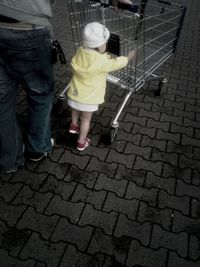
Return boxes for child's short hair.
[83,22,110,48]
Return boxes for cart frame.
[58,0,186,142]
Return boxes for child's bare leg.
[71,108,80,125]
[78,111,93,143]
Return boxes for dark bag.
[51,40,66,64]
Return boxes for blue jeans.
[0,26,54,171]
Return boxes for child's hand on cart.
[127,50,135,61]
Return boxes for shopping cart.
[57,0,186,142]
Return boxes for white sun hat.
[83,22,110,48]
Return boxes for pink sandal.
[69,123,80,134]
[77,138,90,151]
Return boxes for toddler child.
[67,22,135,151]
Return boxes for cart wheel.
[53,98,65,115]
[109,127,118,144]
[154,78,167,97]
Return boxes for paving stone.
[50,147,65,162]
[17,207,59,239]
[106,148,136,169]
[114,214,152,246]
[168,251,200,267]
[72,183,107,210]
[145,172,175,194]
[124,113,147,127]
[0,198,26,227]
[101,108,122,121]
[87,157,117,178]
[188,235,200,261]
[0,173,13,182]
[158,190,190,215]
[124,142,151,160]
[162,163,192,184]
[45,195,84,223]
[59,150,91,169]
[172,210,200,238]
[60,244,105,267]
[138,201,172,231]
[134,156,163,176]
[193,147,200,161]
[151,104,173,116]
[94,174,127,198]
[156,129,181,144]
[176,180,200,201]
[151,224,188,257]
[103,255,129,267]
[191,198,200,218]
[107,139,126,154]
[10,169,48,190]
[51,217,93,251]
[126,181,158,206]
[146,118,170,132]
[179,154,200,169]
[79,204,118,235]
[195,129,200,139]
[160,113,183,126]
[117,129,142,145]
[126,239,167,267]
[35,262,46,267]
[36,158,70,180]
[151,148,179,167]
[92,113,111,127]
[0,248,35,267]
[138,108,161,120]
[174,109,195,120]
[88,228,131,264]
[143,95,164,105]
[132,123,157,138]
[176,95,195,106]
[115,164,146,185]
[166,141,193,158]
[13,185,52,213]
[64,165,98,189]
[182,134,200,147]
[39,175,76,201]
[0,181,22,202]
[20,232,66,266]
[141,135,167,152]
[0,220,30,257]
[164,98,185,111]
[170,123,193,137]
[163,92,175,102]
[103,192,139,220]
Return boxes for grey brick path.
[0,0,200,266]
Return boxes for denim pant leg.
[24,29,54,153]
[0,63,24,170]
[0,27,54,170]
[1,27,54,154]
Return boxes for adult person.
[0,0,55,173]
[112,0,139,13]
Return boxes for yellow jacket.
[67,47,128,105]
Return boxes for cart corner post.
[173,4,187,53]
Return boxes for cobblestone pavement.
[0,0,200,266]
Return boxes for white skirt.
[68,98,99,112]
